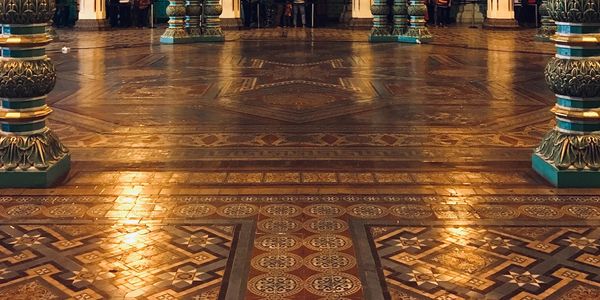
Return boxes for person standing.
[109,0,120,27]
[119,0,132,27]
[292,0,305,27]
[134,0,151,27]
[435,0,451,26]
[283,1,292,27]
[274,0,286,27]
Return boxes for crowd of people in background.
[52,0,152,28]
[424,0,452,26]
[242,0,309,28]
[109,0,152,28]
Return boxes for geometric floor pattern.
[2,25,600,299]
[355,221,600,299]
[0,221,254,299]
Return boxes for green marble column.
[399,0,431,43]
[160,0,190,43]
[198,0,225,42]
[185,0,202,40]
[535,0,556,42]
[368,0,395,42]
[532,0,600,187]
[392,0,408,37]
[0,0,71,187]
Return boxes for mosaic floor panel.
[2,25,600,299]
[352,219,600,300]
[0,220,254,299]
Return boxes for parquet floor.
[1,26,597,299]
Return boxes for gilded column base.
[368,28,397,42]
[532,154,600,187]
[0,130,71,187]
[482,18,519,29]
[535,25,556,42]
[399,28,432,43]
[160,28,191,44]
[46,22,59,41]
[198,27,225,42]
[196,35,225,42]
[532,129,600,187]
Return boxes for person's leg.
[299,4,305,26]
[144,7,150,27]
[292,4,298,27]
[125,4,132,27]
[275,3,283,27]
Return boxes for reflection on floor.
[1,27,598,299]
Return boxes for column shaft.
[199,0,225,41]
[161,0,190,43]
[368,0,394,42]
[0,0,71,187]
[532,0,600,187]
[399,0,431,43]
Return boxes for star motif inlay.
[564,236,598,250]
[504,271,544,287]
[407,270,442,286]
[392,237,427,250]
[483,236,514,250]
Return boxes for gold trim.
[0,106,52,121]
[0,35,51,47]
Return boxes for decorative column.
[46,20,59,41]
[220,0,242,29]
[161,0,190,43]
[483,0,518,28]
[399,0,431,43]
[185,0,202,41]
[76,0,110,30]
[532,1,600,187]
[0,0,71,187]
[198,0,225,42]
[368,0,394,42]
[391,0,408,37]
[350,0,374,29]
[535,0,556,41]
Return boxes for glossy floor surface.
[1,27,599,299]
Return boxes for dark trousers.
[242,1,252,27]
[109,3,119,27]
[283,15,291,27]
[436,6,450,25]
[134,7,149,27]
[274,3,284,27]
[119,3,132,27]
[53,5,70,27]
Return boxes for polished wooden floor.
[0,27,598,299]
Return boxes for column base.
[349,18,373,30]
[160,36,193,44]
[0,154,71,188]
[398,35,432,44]
[75,19,111,31]
[368,35,397,42]
[534,34,552,42]
[532,153,600,188]
[196,35,225,42]
[483,18,519,29]
[221,18,242,29]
